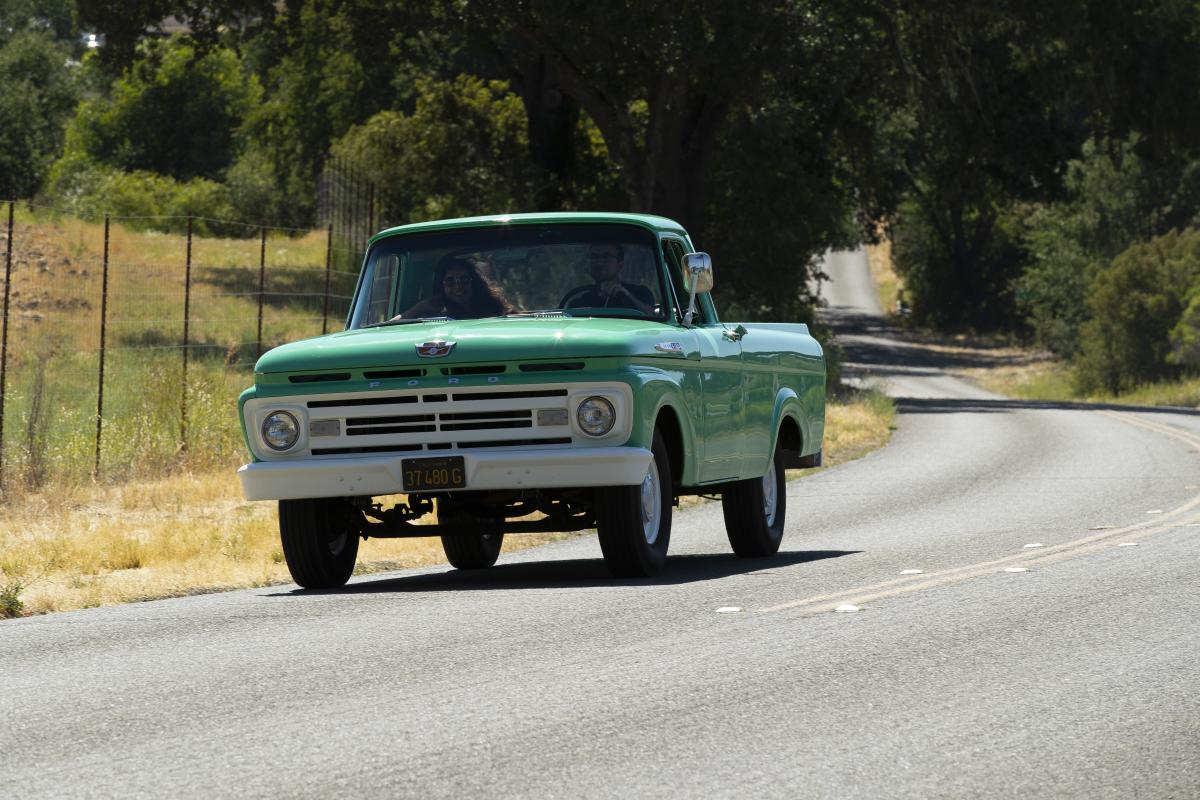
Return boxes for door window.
[661,238,710,324]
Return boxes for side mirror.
[683,252,714,293]
[682,252,713,326]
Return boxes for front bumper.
[238,446,653,501]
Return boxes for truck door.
[662,238,746,483]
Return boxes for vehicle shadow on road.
[265,549,859,596]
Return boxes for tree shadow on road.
[263,549,860,596]
[895,396,1200,417]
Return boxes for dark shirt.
[567,282,655,311]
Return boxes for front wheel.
[596,430,672,577]
[722,443,787,557]
[279,497,360,588]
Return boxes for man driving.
[564,243,656,315]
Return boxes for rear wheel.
[438,499,505,569]
[596,430,672,577]
[722,443,787,557]
[278,497,360,588]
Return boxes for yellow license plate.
[401,456,466,491]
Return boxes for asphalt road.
[4,250,1200,798]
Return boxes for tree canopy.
[9,0,1200,382]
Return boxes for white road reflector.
[1148,509,1165,514]
[715,606,743,613]
[834,604,862,613]
[1004,567,1029,573]
[1117,542,1139,547]
[900,569,923,575]
[1023,543,1044,549]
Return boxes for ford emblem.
[416,340,456,358]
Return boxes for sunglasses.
[443,276,472,287]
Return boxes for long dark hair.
[432,255,511,317]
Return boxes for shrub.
[46,165,237,235]
[1074,229,1200,393]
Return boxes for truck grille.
[303,386,577,456]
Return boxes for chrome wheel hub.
[640,459,662,545]
[762,461,778,527]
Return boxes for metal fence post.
[0,201,14,492]
[322,223,333,335]
[94,214,111,481]
[180,214,193,452]
[256,226,266,358]
[368,183,376,243]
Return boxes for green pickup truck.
[238,212,825,586]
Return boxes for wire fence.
[0,201,362,495]
[318,156,393,274]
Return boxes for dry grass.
[820,389,896,466]
[865,236,902,315]
[0,472,574,616]
[957,354,1073,401]
[963,353,1200,409]
[0,393,894,618]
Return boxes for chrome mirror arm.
[680,252,713,327]
[684,284,699,326]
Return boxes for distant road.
[3,250,1199,798]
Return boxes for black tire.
[596,430,672,577]
[438,499,504,569]
[278,497,360,589]
[722,443,787,557]
[441,534,504,569]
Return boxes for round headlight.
[576,396,616,437]
[262,411,300,451]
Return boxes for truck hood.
[255,316,683,374]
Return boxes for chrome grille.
[304,386,573,455]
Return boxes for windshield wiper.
[361,316,455,329]
[562,308,658,321]
[504,309,571,318]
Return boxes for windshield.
[347,223,672,329]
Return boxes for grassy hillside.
[2,208,355,489]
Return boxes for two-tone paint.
[237,213,825,501]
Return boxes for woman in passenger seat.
[400,255,511,320]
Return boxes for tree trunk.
[509,54,579,211]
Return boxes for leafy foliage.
[883,1,1087,329]
[0,32,79,198]
[54,39,260,182]
[1015,137,1200,356]
[0,0,76,48]
[333,76,536,224]
[1075,229,1200,393]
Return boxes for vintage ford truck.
[238,212,825,586]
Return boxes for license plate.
[401,456,466,491]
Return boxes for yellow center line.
[758,410,1200,615]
